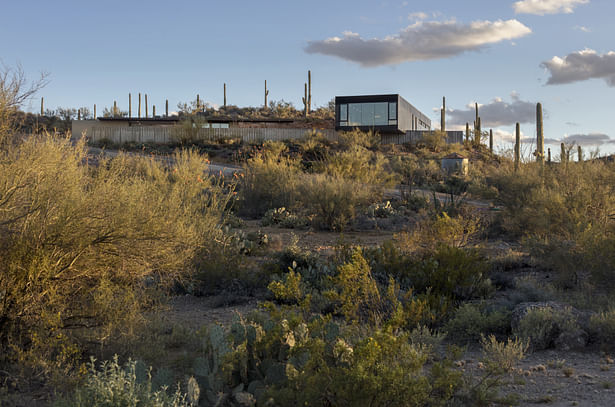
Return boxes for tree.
[0,63,48,144]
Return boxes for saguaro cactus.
[224,83,227,108]
[474,117,481,147]
[196,94,200,111]
[145,94,148,118]
[536,103,544,163]
[113,100,118,117]
[129,93,132,118]
[548,147,551,163]
[138,93,142,119]
[303,83,308,117]
[264,81,269,108]
[465,122,470,144]
[561,142,566,163]
[578,145,583,162]
[165,99,169,117]
[153,105,156,117]
[441,96,446,132]
[514,123,521,171]
[78,109,81,120]
[307,70,312,114]
[489,129,493,153]
[94,104,96,119]
[40,97,44,116]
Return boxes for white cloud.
[562,133,611,146]
[513,0,589,15]
[542,49,615,86]
[408,11,428,21]
[305,19,531,67]
[446,93,537,127]
[574,25,590,32]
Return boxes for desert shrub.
[445,304,511,343]
[300,173,378,231]
[0,136,232,376]
[480,334,528,374]
[338,128,380,149]
[313,144,396,187]
[588,310,615,347]
[418,130,447,152]
[326,250,383,324]
[411,246,492,301]
[396,211,484,253]
[54,356,192,407]
[261,207,307,228]
[237,153,301,217]
[366,201,396,218]
[513,307,579,351]
[407,325,446,358]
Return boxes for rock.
[234,391,256,406]
[554,328,589,351]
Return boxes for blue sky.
[3,0,615,154]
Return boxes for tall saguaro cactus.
[465,122,470,144]
[94,104,96,119]
[307,70,312,114]
[514,123,521,171]
[578,145,583,162]
[536,103,544,163]
[264,81,269,108]
[40,97,44,116]
[548,148,551,163]
[441,96,446,132]
[561,142,566,164]
[224,83,227,108]
[138,93,142,119]
[145,94,149,118]
[129,93,132,118]
[196,94,200,111]
[303,83,308,117]
[165,99,169,117]
[113,100,118,117]
[489,129,493,153]
[78,109,81,120]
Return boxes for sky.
[3,0,615,155]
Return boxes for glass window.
[220,123,229,129]
[388,102,397,120]
[339,104,348,121]
[348,103,362,126]
[373,102,387,125]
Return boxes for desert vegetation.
[2,67,615,406]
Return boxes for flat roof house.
[335,94,431,134]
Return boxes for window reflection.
[345,102,394,126]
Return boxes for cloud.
[408,11,428,21]
[446,93,537,127]
[494,128,534,144]
[562,133,611,146]
[513,0,589,15]
[541,49,615,86]
[574,25,591,32]
[305,19,531,67]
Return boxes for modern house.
[335,94,431,134]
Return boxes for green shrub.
[513,307,579,351]
[238,153,301,218]
[55,356,192,407]
[0,136,233,375]
[300,174,378,231]
[445,304,511,343]
[589,310,615,347]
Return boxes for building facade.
[335,94,431,134]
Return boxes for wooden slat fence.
[88,127,340,144]
[381,130,464,145]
